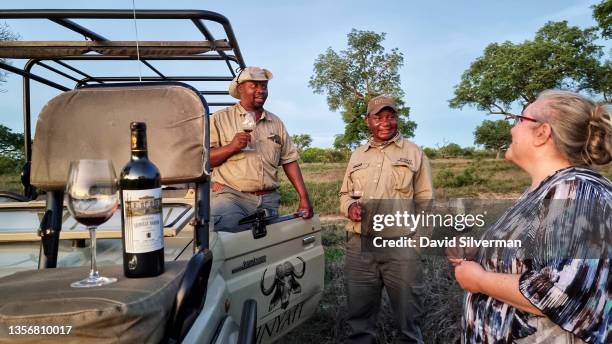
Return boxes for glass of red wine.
[241,111,256,151]
[350,179,363,202]
[66,160,119,288]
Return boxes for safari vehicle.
[0,9,324,344]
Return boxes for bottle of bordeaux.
[119,122,164,277]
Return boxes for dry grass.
[0,174,22,193]
[2,159,610,343]
[277,159,612,343]
[280,221,464,344]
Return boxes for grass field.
[279,159,612,215]
[276,159,612,343]
[2,159,611,343]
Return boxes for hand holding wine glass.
[241,111,256,151]
[66,159,119,288]
[348,179,363,222]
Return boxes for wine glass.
[350,179,363,202]
[348,179,363,241]
[241,111,256,151]
[66,160,119,288]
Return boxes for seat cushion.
[0,261,188,343]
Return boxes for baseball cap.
[367,95,397,116]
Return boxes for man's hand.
[210,132,252,167]
[348,202,362,222]
[453,261,486,293]
[294,198,314,219]
[446,245,479,266]
[229,132,252,151]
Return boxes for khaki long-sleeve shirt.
[210,103,299,192]
[339,135,434,233]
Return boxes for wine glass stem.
[88,226,99,280]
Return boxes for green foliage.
[593,0,612,38]
[474,120,512,159]
[291,133,312,153]
[450,21,609,113]
[310,29,416,149]
[434,166,486,188]
[0,125,24,160]
[438,143,464,158]
[0,156,23,175]
[301,147,350,163]
[423,147,438,159]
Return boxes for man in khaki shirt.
[339,95,433,343]
[210,66,313,232]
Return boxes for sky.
[0,0,608,149]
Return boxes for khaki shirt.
[339,135,434,233]
[210,103,299,192]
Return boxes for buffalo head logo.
[260,256,306,311]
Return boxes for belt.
[213,182,274,196]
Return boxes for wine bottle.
[119,122,164,277]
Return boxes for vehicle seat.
[0,83,212,343]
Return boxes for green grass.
[0,174,22,193]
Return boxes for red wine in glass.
[66,160,119,288]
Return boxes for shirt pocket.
[258,138,281,166]
[348,162,369,188]
[391,161,416,193]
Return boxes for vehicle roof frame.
[0,9,246,164]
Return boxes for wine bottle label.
[122,188,163,254]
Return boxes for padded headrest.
[31,83,208,190]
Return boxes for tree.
[291,134,312,153]
[449,21,609,115]
[473,120,512,159]
[310,29,416,149]
[0,125,24,160]
[593,0,612,38]
[0,23,19,88]
[438,143,464,158]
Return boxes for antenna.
[131,0,142,82]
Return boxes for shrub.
[301,147,350,163]
[435,166,486,188]
[423,147,438,159]
[0,156,23,175]
[438,143,464,158]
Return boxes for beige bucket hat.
[228,66,273,99]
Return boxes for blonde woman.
[451,90,611,343]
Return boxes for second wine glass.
[241,111,256,151]
[66,159,119,288]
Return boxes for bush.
[472,149,496,159]
[301,147,350,163]
[423,147,438,159]
[438,143,464,158]
[435,166,486,188]
[427,144,496,160]
[0,156,23,175]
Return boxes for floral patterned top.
[462,167,611,344]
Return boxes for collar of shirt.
[364,132,403,151]
[237,103,269,121]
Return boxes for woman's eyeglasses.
[504,114,540,126]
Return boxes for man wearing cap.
[339,95,433,343]
[210,66,313,231]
